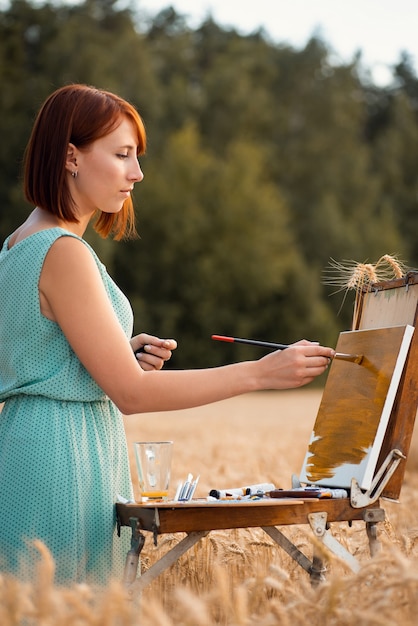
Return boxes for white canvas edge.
[359,323,414,489]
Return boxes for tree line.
[1,0,417,367]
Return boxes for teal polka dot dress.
[0,228,133,584]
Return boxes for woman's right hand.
[255,340,335,390]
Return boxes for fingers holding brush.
[289,341,335,380]
[259,341,335,389]
[292,340,335,369]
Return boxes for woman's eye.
[117,153,129,159]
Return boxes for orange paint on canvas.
[304,326,410,483]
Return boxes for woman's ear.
[65,143,78,173]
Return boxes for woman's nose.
[131,160,144,183]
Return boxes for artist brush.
[333,352,363,364]
[211,335,363,364]
[212,335,288,350]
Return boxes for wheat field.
[1,389,418,625]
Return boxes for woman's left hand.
[131,333,177,371]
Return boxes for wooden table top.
[116,497,382,534]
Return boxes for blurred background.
[1,0,417,368]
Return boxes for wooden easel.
[351,272,418,502]
[116,272,418,596]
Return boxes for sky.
[138,0,417,86]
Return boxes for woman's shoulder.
[43,230,98,268]
[1,227,77,264]
[7,226,79,250]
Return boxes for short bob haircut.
[24,84,146,240]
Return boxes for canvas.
[299,325,414,490]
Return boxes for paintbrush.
[211,335,363,364]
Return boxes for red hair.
[24,84,146,240]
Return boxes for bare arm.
[39,237,334,415]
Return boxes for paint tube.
[209,483,276,499]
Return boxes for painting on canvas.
[299,325,414,490]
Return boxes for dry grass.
[2,389,418,624]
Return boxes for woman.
[0,84,334,584]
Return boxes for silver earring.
[71,171,78,178]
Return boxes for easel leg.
[366,521,380,557]
[310,548,327,587]
[128,530,209,597]
[262,525,327,586]
[123,517,146,585]
[262,526,313,574]
[309,512,330,585]
[363,508,385,558]
[308,512,360,575]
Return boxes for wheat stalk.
[323,254,408,328]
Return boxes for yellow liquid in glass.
[141,490,168,499]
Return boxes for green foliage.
[1,0,417,366]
